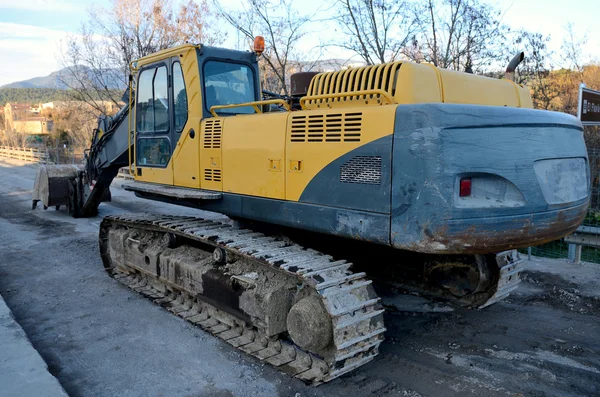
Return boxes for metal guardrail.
[564,225,600,264]
[0,146,51,164]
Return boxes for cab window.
[137,65,169,133]
[137,138,170,166]
[204,61,255,115]
[173,62,188,132]
[136,64,170,167]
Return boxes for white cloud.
[0,22,69,86]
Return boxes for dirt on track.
[0,158,599,397]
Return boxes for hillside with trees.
[0,88,68,105]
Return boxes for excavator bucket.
[32,165,81,210]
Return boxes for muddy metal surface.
[0,158,599,397]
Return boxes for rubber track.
[99,213,386,385]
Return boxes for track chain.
[100,213,386,384]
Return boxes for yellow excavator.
[32,39,590,384]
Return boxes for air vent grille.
[204,119,222,149]
[307,61,402,103]
[204,168,222,182]
[340,156,382,185]
[290,112,362,143]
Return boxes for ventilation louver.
[290,112,362,143]
[204,119,222,149]
[204,168,222,182]
[340,156,382,185]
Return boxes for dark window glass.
[136,65,169,133]
[204,61,255,115]
[173,62,188,132]
[137,138,170,166]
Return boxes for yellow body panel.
[136,165,174,185]
[438,68,521,107]
[134,44,200,70]
[517,85,534,108]
[172,48,203,188]
[172,126,200,188]
[221,112,287,199]
[285,105,397,201]
[396,63,442,104]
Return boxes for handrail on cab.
[300,89,395,109]
[209,99,290,117]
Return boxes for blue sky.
[0,0,598,85]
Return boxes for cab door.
[171,51,203,188]
[134,61,174,185]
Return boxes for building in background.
[4,103,53,135]
[41,101,121,114]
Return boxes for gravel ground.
[1,158,599,397]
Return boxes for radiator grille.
[290,112,362,143]
[204,168,222,182]
[303,62,402,108]
[203,119,222,149]
[340,156,382,185]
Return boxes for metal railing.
[564,226,600,264]
[116,167,134,180]
[0,146,51,164]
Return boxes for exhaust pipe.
[505,52,525,81]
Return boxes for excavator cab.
[131,45,262,189]
[31,44,263,215]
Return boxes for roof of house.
[14,116,51,122]
[5,103,32,110]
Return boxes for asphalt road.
[1,158,599,397]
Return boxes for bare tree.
[47,103,102,151]
[412,0,507,73]
[562,22,588,74]
[510,30,558,110]
[59,0,224,114]
[334,0,419,65]
[1,129,28,148]
[218,0,314,95]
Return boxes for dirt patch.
[520,271,600,315]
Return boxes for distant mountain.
[2,69,67,89]
[1,66,125,90]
